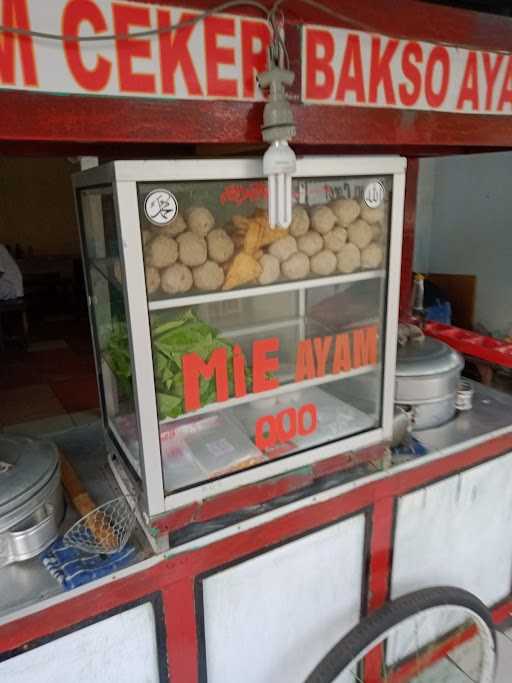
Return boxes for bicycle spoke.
[305,588,495,683]
[414,614,421,677]
[348,666,364,682]
[446,653,478,682]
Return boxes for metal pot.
[395,337,464,430]
[0,435,64,568]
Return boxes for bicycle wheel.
[305,586,496,683]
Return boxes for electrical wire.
[294,0,375,33]
[0,0,504,56]
[0,0,377,43]
[268,4,290,70]
[0,0,271,42]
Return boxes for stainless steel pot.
[395,337,464,430]
[0,435,64,567]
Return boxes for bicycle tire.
[304,586,496,683]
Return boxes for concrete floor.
[496,627,512,682]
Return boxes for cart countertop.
[413,380,512,457]
[1,383,512,622]
[0,422,152,621]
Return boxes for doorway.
[0,156,99,435]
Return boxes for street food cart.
[2,1,512,681]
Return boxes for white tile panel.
[392,452,512,606]
[0,602,160,683]
[202,514,366,683]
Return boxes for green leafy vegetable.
[105,320,133,397]
[105,310,252,420]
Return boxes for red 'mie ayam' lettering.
[303,25,512,113]
[181,325,379,414]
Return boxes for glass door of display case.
[78,188,143,474]
[75,157,405,517]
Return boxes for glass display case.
[74,157,405,517]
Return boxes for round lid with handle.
[0,434,59,518]
[396,337,464,377]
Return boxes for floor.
[496,626,512,682]
[0,315,100,435]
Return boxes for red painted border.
[4,93,512,149]
[164,577,199,683]
[4,1,512,148]
[492,598,512,625]
[155,429,512,536]
[153,444,384,534]
[0,433,511,683]
[367,497,394,615]
[390,625,476,683]
[2,431,511,654]
[365,498,394,683]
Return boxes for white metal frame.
[113,182,165,518]
[74,155,406,517]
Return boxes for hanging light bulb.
[258,46,296,229]
[263,140,295,229]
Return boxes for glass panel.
[131,172,393,494]
[137,175,390,300]
[79,188,141,472]
[81,188,119,263]
[78,173,392,497]
[148,276,385,494]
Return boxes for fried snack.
[222,252,262,290]
[247,220,288,253]
[232,214,252,232]
[253,209,289,245]
[259,224,288,247]
[232,230,246,250]
[224,210,287,289]
[234,210,288,254]
[243,220,266,255]
[222,257,234,275]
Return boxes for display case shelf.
[148,269,386,311]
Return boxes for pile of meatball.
[141,199,385,296]
[143,207,232,295]
[260,198,385,284]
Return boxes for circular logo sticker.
[144,189,178,226]
[364,181,385,209]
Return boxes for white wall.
[413,158,436,274]
[413,151,512,334]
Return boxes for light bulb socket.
[258,66,295,144]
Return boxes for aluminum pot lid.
[396,337,464,377]
[0,434,59,517]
